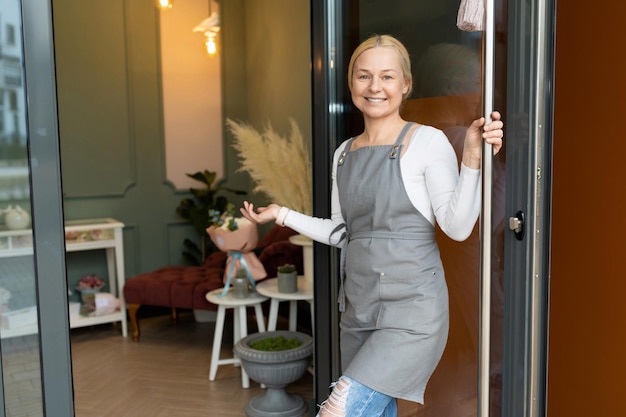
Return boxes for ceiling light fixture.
[155,0,174,10]
[193,0,220,56]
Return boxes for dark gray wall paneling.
[52,0,312,291]
[54,0,135,198]
[53,0,191,288]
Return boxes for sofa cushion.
[124,265,224,310]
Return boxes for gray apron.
[335,123,449,404]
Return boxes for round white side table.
[205,288,268,389]
[256,276,314,332]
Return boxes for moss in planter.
[249,336,302,351]
[277,263,297,274]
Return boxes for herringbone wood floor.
[70,312,430,417]
[2,310,438,417]
[70,311,315,417]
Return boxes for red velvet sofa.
[123,226,302,341]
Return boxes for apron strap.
[337,138,355,167]
[390,122,416,159]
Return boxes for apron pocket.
[378,269,439,302]
[377,269,446,334]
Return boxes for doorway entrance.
[310,1,555,416]
[2,0,555,416]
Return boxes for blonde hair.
[347,34,413,100]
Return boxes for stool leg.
[238,305,250,389]
[268,299,279,331]
[127,304,141,342]
[289,300,298,332]
[233,309,239,345]
[254,303,266,332]
[233,308,241,368]
[209,305,226,381]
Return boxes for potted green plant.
[232,268,250,299]
[249,334,302,351]
[277,263,298,293]
[175,170,246,264]
[234,330,313,417]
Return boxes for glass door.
[311,1,555,416]
[0,2,43,414]
[0,0,74,415]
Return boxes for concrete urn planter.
[234,330,313,417]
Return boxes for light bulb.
[205,33,217,55]
[156,0,173,9]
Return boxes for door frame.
[21,0,74,415]
[310,0,342,403]
[502,0,556,416]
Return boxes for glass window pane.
[0,1,43,415]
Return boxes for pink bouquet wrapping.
[206,217,267,296]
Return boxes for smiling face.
[350,46,410,121]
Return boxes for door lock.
[508,210,525,241]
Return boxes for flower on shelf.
[76,274,105,292]
[65,229,105,242]
[207,203,239,231]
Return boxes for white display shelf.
[0,323,38,339]
[0,308,126,339]
[0,218,127,338]
[70,311,126,329]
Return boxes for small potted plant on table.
[277,263,298,293]
[234,330,313,417]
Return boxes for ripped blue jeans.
[316,375,398,417]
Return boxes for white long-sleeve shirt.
[276,125,481,247]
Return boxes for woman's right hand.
[240,201,281,225]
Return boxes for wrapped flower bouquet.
[206,204,266,296]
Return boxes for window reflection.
[0,0,43,416]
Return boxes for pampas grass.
[227,118,312,215]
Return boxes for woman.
[240,34,503,417]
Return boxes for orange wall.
[549,1,626,415]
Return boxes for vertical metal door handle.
[479,0,495,416]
